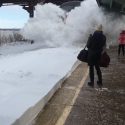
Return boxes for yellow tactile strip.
[33,63,88,125]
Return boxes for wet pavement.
[65,46,125,125]
[33,46,125,125]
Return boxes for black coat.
[87,31,106,66]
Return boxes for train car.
[60,1,82,12]
[96,0,125,14]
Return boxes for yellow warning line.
[55,68,89,125]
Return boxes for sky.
[0,5,28,28]
[1,0,125,125]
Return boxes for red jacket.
[118,33,125,44]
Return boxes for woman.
[87,25,106,88]
[118,30,125,56]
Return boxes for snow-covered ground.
[0,42,80,125]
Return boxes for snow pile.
[0,47,79,125]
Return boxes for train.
[96,0,125,14]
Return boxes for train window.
[101,0,111,5]
[60,1,81,12]
[122,8,125,13]
[100,0,113,8]
[112,1,122,11]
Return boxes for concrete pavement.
[33,46,125,125]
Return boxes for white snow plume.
[21,0,125,48]
[66,0,125,46]
[21,3,66,47]
[102,15,125,46]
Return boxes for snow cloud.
[21,0,125,47]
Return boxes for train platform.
[33,46,125,125]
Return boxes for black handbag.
[77,45,88,62]
[99,52,110,67]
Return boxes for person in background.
[87,24,106,88]
[118,30,125,56]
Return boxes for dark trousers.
[89,64,102,85]
[118,44,124,56]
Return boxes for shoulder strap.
[83,44,87,50]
